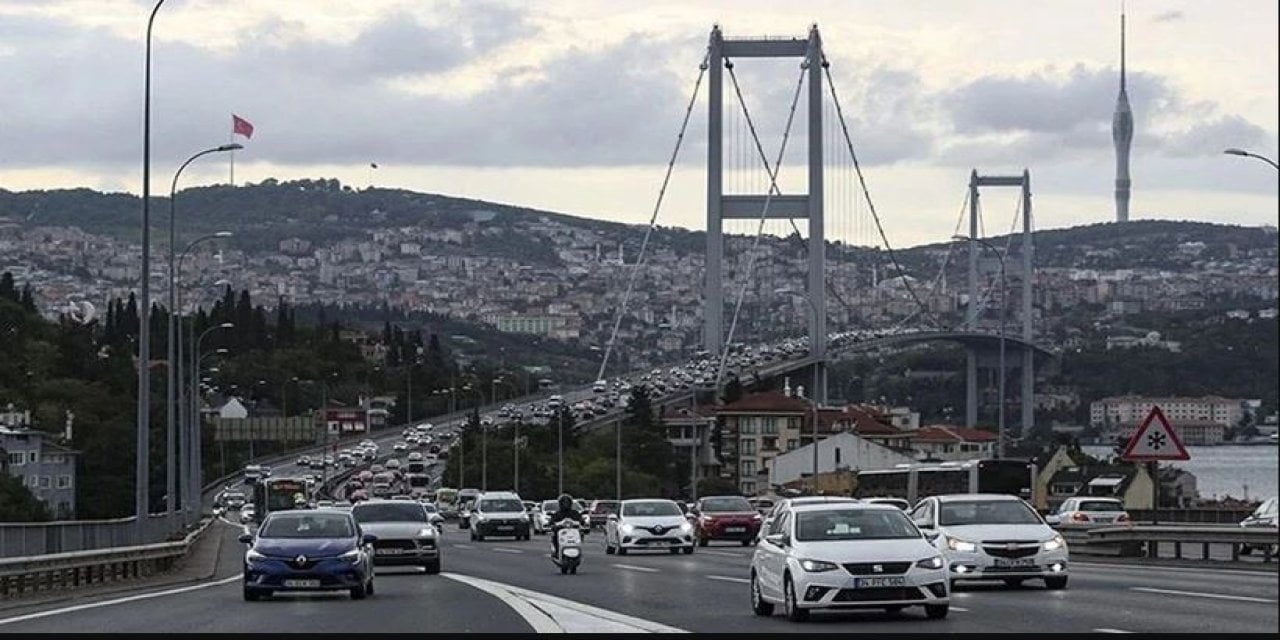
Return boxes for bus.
[855,459,1036,506]
[251,477,311,523]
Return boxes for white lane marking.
[1094,629,1132,634]
[1129,587,1277,604]
[0,575,241,627]
[706,575,750,584]
[1074,561,1279,579]
[493,547,524,554]
[446,574,687,633]
[454,544,476,549]
[699,551,744,558]
[950,606,970,612]
[611,563,659,573]
[440,573,561,633]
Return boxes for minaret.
[1112,5,1134,223]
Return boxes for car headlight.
[799,559,839,572]
[915,555,944,570]
[1043,534,1065,551]
[946,536,977,552]
[339,549,362,563]
[245,549,267,563]
[417,528,436,538]
[752,513,762,521]
[619,523,635,534]
[680,522,693,532]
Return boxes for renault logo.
[872,564,883,573]
[295,555,308,564]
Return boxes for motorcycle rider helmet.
[557,493,574,513]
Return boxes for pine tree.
[0,271,16,302]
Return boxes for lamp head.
[216,143,244,152]
[219,322,235,329]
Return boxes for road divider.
[442,573,687,633]
[1128,587,1276,604]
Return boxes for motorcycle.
[550,519,582,575]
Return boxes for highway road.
[3,518,1275,633]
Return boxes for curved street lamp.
[953,235,1007,458]
[1224,148,1280,171]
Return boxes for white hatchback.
[910,494,1068,589]
[751,503,949,622]
[604,499,695,555]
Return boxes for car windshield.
[622,501,681,517]
[421,504,438,513]
[591,501,619,513]
[701,497,752,513]
[480,499,523,512]
[795,509,921,541]
[939,500,1041,526]
[542,501,559,512]
[1078,500,1125,512]
[260,513,354,538]
[353,503,427,522]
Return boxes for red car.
[693,495,762,546]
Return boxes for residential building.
[768,431,917,489]
[660,405,721,489]
[715,391,807,496]
[1,422,79,518]
[911,425,998,461]
[1091,395,1249,429]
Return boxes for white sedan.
[751,503,949,622]
[910,494,1068,589]
[604,499,695,555]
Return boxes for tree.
[0,473,50,522]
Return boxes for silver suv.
[469,492,531,541]
[351,499,441,574]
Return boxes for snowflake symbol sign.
[1147,432,1167,449]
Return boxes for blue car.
[240,510,376,601]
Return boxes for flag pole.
[229,127,235,186]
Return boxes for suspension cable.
[892,187,970,330]
[713,58,808,393]
[596,50,710,382]
[822,61,938,327]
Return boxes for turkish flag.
[232,114,254,139]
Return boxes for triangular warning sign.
[1121,405,1191,461]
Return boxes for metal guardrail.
[1127,509,1256,525]
[0,517,215,599]
[1061,525,1279,562]
[0,512,187,559]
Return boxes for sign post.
[1120,406,1190,527]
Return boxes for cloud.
[1152,10,1184,23]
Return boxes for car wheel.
[750,572,774,616]
[698,537,708,547]
[617,546,628,556]
[560,564,569,575]
[350,582,367,600]
[366,578,375,596]
[605,542,616,555]
[470,529,476,541]
[925,604,949,619]
[741,539,752,547]
[1003,578,1024,588]
[669,547,680,554]
[242,586,262,601]
[682,546,694,555]
[783,575,808,622]
[424,559,441,575]
[1044,576,1068,590]
[569,565,578,575]
[476,532,485,542]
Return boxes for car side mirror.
[915,520,934,529]
[238,532,254,544]
[923,531,941,543]
[1044,515,1061,526]
[362,533,379,544]
[764,533,788,547]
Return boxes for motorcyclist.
[549,493,583,557]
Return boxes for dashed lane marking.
[454,544,476,550]
[706,575,749,584]
[1129,587,1276,604]
[493,547,524,554]
[699,551,745,558]
[611,563,660,573]
[1094,629,1132,633]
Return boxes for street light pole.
[954,235,1007,458]
[166,147,240,520]
[174,233,231,525]
[1224,148,1280,171]
[557,407,564,495]
[192,323,233,489]
[136,0,167,541]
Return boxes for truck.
[251,476,310,523]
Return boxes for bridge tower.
[704,25,829,402]
[963,170,1035,443]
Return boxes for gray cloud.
[1153,10,1184,23]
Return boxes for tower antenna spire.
[1120,0,1127,92]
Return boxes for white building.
[1090,395,1248,428]
[768,432,917,488]
[218,397,249,419]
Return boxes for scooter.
[550,519,582,575]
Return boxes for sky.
[0,0,1276,247]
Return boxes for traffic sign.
[1120,405,1190,461]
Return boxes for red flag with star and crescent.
[232,114,254,139]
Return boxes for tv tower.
[1112,4,1134,223]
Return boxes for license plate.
[283,579,320,588]
[376,548,403,555]
[994,558,1035,568]
[497,525,514,530]
[852,577,906,588]
[725,526,746,533]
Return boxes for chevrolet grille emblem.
[1006,543,1018,551]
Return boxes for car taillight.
[1071,512,1090,522]
[1116,513,1130,523]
